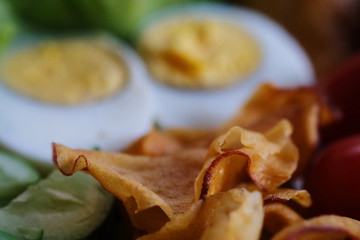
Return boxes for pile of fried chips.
[53,84,360,239]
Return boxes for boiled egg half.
[0,34,154,163]
[137,3,315,128]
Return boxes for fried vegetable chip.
[126,83,329,176]
[272,215,360,240]
[238,183,312,207]
[139,189,263,240]
[222,83,330,176]
[124,129,183,157]
[53,143,207,232]
[195,119,298,199]
[264,203,303,234]
[263,188,312,207]
[166,128,217,149]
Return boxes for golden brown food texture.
[237,183,311,235]
[194,120,298,199]
[272,215,360,240]
[223,83,332,176]
[52,83,352,240]
[237,183,312,208]
[54,144,207,232]
[166,83,332,176]
[53,118,301,237]
[124,129,184,157]
[263,203,304,234]
[139,189,264,240]
[53,132,360,240]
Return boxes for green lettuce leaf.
[0,0,19,53]
[0,171,114,240]
[0,151,40,207]
[9,0,208,40]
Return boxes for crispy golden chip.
[222,83,330,176]
[195,119,298,200]
[124,129,183,156]
[272,215,360,240]
[264,203,303,234]
[238,183,312,208]
[263,188,312,208]
[154,83,330,177]
[166,128,217,149]
[139,189,263,240]
[53,143,206,232]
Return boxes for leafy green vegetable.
[0,151,40,207]
[0,229,42,240]
[8,0,86,29]
[0,0,19,53]
[72,0,204,39]
[0,171,114,240]
[0,231,21,240]
[9,0,208,41]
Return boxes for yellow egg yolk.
[0,38,128,105]
[139,20,261,89]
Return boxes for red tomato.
[320,53,360,144]
[305,135,360,220]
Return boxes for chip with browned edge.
[195,119,298,200]
[53,143,207,232]
[272,215,360,240]
[264,203,303,234]
[139,189,263,240]
[223,83,332,176]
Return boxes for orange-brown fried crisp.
[264,203,303,234]
[53,119,299,236]
[272,215,360,240]
[139,189,264,240]
[237,183,312,207]
[164,83,331,176]
[221,83,331,176]
[195,119,298,200]
[124,128,183,157]
[51,82,360,240]
[53,143,206,232]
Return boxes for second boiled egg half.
[137,3,315,128]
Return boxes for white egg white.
[0,34,154,163]
[138,3,315,129]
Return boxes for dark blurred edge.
[227,0,360,78]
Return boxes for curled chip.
[263,188,312,207]
[272,215,360,240]
[222,83,331,176]
[264,203,303,234]
[139,189,263,240]
[143,83,330,174]
[238,183,312,207]
[53,143,206,232]
[195,119,298,199]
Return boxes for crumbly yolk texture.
[0,39,128,105]
[139,20,261,89]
